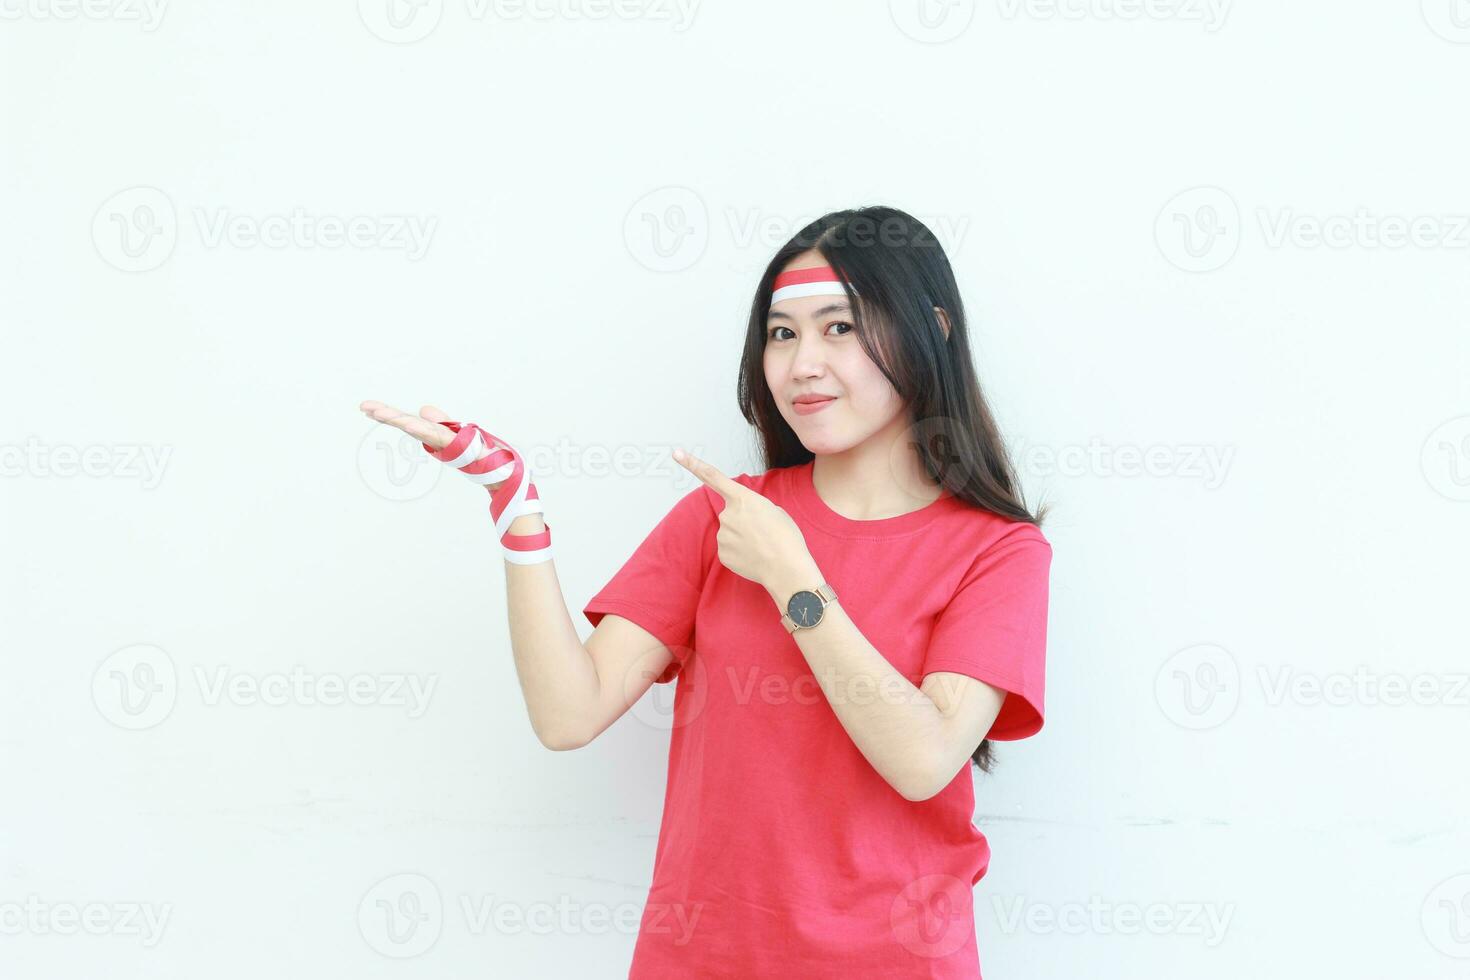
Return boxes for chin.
[796,431,863,456]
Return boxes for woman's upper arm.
[919,671,1007,795]
[575,613,675,747]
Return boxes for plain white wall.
[3,1,1468,976]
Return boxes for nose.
[789,328,829,381]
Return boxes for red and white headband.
[770,264,858,305]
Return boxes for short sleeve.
[921,528,1053,741]
[582,484,718,684]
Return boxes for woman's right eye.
[768,326,793,341]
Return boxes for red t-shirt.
[583,459,1052,979]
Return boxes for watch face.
[786,590,824,629]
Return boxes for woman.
[359,205,1052,978]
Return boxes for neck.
[810,417,945,521]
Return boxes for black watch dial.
[786,590,825,628]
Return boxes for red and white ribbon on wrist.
[423,421,553,565]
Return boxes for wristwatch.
[780,583,838,633]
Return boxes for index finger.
[360,400,457,450]
[673,448,747,502]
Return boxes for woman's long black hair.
[736,205,1048,774]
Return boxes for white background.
[3,1,1469,977]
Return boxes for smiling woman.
[575,205,1054,978]
[360,204,1053,980]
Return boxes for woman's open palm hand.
[359,400,507,492]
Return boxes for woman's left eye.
[767,322,853,341]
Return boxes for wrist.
[508,513,545,536]
[426,421,553,565]
[764,554,823,608]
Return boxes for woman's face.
[762,250,906,455]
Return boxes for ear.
[933,306,952,341]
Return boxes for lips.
[791,395,837,416]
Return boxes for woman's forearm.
[501,513,599,749]
[763,560,954,801]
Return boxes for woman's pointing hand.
[673,448,817,598]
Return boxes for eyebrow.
[767,302,852,323]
